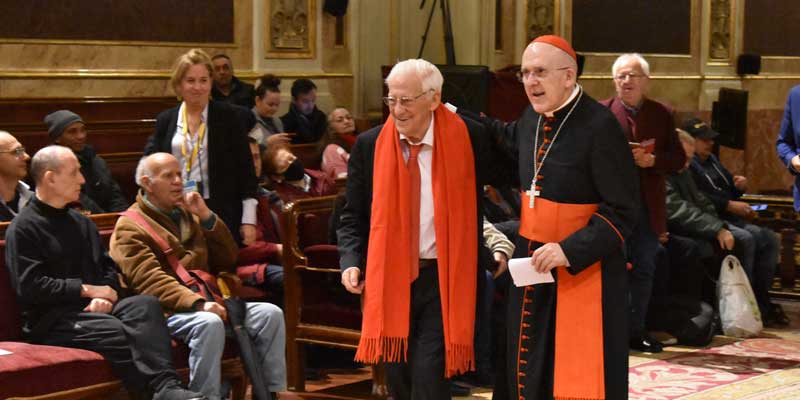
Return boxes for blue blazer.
[776,85,800,210]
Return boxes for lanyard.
[180,105,207,176]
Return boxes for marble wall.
[0,0,353,116]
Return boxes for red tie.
[408,143,423,282]
[626,115,638,141]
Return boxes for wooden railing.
[741,194,799,299]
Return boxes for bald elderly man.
[110,153,286,400]
[463,35,638,400]
[0,131,33,221]
[6,145,203,400]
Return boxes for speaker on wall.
[711,87,748,150]
[576,53,586,78]
[323,0,348,17]
[737,53,761,75]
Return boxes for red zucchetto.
[531,35,577,61]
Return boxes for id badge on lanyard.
[181,106,206,196]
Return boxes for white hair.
[386,59,443,93]
[135,153,172,187]
[612,53,650,77]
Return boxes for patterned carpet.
[462,300,800,400]
[284,302,800,399]
[626,300,800,400]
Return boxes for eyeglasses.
[614,72,646,81]
[516,67,570,82]
[383,90,432,108]
[0,147,26,159]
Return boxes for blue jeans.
[167,302,287,399]
[727,222,778,315]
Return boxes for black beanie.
[44,110,84,141]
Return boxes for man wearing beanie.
[44,110,129,213]
[462,35,637,400]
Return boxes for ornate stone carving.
[527,0,555,42]
[271,0,309,50]
[710,0,731,60]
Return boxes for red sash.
[519,195,606,400]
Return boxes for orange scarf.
[354,104,477,377]
[519,196,612,400]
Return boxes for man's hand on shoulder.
[182,192,212,221]
[341,267,364,294]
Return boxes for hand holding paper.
[508,257,555,287]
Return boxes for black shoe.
[153,386,207,400]
[629,334,664,353]
[450,381,472,397]
[764,303,790,327]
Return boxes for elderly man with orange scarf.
[336,59,508,399]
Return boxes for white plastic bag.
[717,255,763,337]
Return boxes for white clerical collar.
[398,112,435,147]
[544,85,581,117]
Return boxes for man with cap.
[600,53,686,353]
[0,130,33,222]
[462,35,638,400]
[44,110,129,213]
[685,117,785,326]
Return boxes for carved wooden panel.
[709,0,732,61]
[572,0,691,54]
[527,0,555,42]
[0,1,234,44]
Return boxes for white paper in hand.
[508,257,555,287]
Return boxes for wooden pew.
[741,194,799,299]
[279,195,363,391]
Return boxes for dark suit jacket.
[336,114,504,274]
[601,97,686,235]
[145,100,257,243]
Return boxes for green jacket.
[665,169,727,240]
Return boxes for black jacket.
[689,154,743,220]
[76,145,129,214]
[280,103,327,144]
[211,76,255,109]
[666,169,727,240]
[6,198,123,338]
[145,101,257,243]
